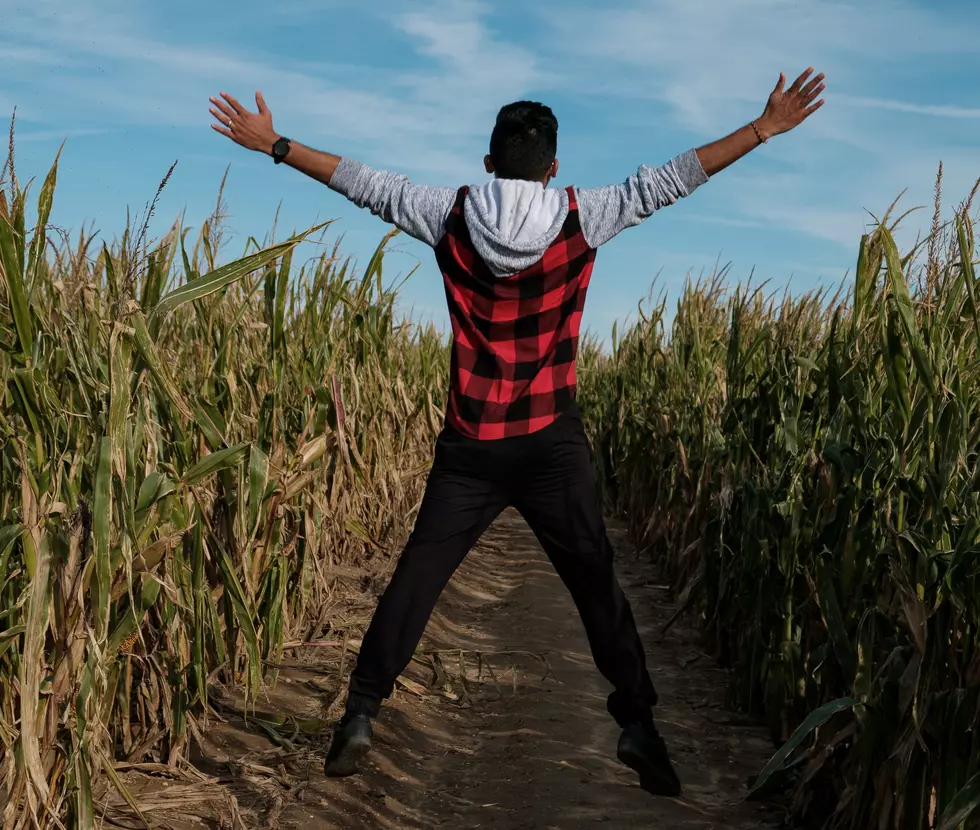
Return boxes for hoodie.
[327,148,708,277]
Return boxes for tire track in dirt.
[275,510,777,829]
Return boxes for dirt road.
[119,511,778,829]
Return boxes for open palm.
[759,67,826,139]
[209,91,279,155]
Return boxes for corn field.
[4,133,980,830]
[579,174,980,829]
[0,141,447,826]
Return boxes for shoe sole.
[325,734,372,778]
[617,738,682,798]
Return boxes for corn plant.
[580,180,980,828]
[0,144,447,827]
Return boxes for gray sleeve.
[575,149,709,249]
[328,157,457,247]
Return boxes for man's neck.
[494,176,551,188]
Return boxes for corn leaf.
[181,443,248,486]
[130,307,194,423]
[749,698,859,797]
[881,225,936,396]
[150,223,329,325]
[939,771,980,830]
[0,214,32,357]
[92,437,112,641]
[26,146,61,297]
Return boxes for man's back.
[434,183,595,439]
[324,148,708,438]
[325,151,707,438]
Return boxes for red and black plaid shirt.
[433,185,597,440]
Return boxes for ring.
[227,118,233,128]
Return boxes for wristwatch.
[272,136,291,165]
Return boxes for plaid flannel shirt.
[433,185,596,440]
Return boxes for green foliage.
[0,147,448,824]
[579,193,980,828]
[4,135,976,830]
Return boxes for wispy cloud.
[2,0,978,331]
[836,95,980,119]
[532,0,979,250]
[14,128,110,144]
[688,214,771,231]
[544,0,979,130]
[1,0,543,180]
[395,0,538,91]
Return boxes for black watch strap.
[272,137,291,165]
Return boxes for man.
[209,67,824,798]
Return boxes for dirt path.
[123,511,778,828]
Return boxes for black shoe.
[616,721,682,797]
[324,713,373,777]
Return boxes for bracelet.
[750,121,767,144]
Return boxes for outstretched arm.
[577,67,825,249]
[694,67,825,175]
[208,91,456,247]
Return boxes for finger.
[220,91,248,115]
[804,82,826,104]
[209,106,234,128]
[787,68,811,95]
[800,72,825,98]
[210,96,236,119]
[803,99,825,118]
[773,72,786,94]
[211,123,234,138]
[255,91,269,114]
[788,66,813,94]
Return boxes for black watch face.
[274,138,290,161]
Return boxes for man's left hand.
[209,91,278,155]
[756,68,826,140]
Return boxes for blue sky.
[3,0,979,339]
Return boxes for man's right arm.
[278,141,341,185]
[578,67,825,250]
[260,141,457,248]
[208,92,456,247]
[325,157,457,249]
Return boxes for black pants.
[345,405,658,728]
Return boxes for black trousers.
[345,405,658,728]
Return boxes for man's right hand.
[209,90,280,156]
[755,68,826,140]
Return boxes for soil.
[111,510,780,829]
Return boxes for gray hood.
[463,179,569,278]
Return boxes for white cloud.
[688,214,771,230]
[837,96,980,120]
[2,0,977,309]
[530,0,979,249]
[396,0,535,86]
[0,0,543,181]
[14,128,110,144]
[545,0,978,129]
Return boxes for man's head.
[484,101,559,184]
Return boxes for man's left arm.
[209,91,456,247]
[693,67,826,176]
[577,67,825,249]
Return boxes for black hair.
[488,101,558,181]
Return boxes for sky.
[2,0,979,339]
